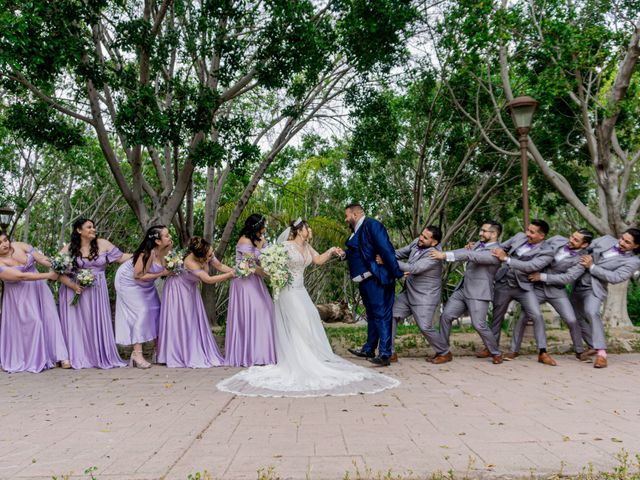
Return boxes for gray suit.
[571,235,640,350]
[492,232,555,348]
[510,236,585,353]
[392,239,447,354]
[439,242,502,355]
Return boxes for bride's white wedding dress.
[216,241,399,397]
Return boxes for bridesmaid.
[156,236,234,368]
[114,225,172,369]
[0,233,70,373]
[224,214,277,367]
[58,218,131,369]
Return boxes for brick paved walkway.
[1,354,639,479]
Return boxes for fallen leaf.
[486,464,496,468]
[100,429,111,433]
[562,436,570,442]
[611,438,623,443]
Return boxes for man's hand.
[375,254,384,265]
[428,250,446,260]
[492,248,508,261]
[403,271,411,277]
[580,255,593,268]
[528,272,541,282]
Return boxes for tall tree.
[433,0,640,324]
[0,0,417,233]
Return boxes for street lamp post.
[507,96,538,226]
[0,206,15,233]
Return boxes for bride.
[217,218,399,397]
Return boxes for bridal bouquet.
[235,254,257,278]
[71,269,96,306]
[164,249,185,274]
[49,253,73,275]
[259,244,292,300]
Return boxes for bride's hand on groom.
[333,247,346,258]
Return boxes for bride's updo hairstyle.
[240,214,266,247]
[288,218,309,240]
[187,236,212,259]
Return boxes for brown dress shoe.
[538,352,557,366]
[585,348,598,356]
[475,349,490,358]
[503,351,519,361]
[492,354,503,364]
[594,355,608,368]
[390,352,398,363]
[431,352,453,365]
[576,352,592,362]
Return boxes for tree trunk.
[202,164,231,325]
[602,281,633,327]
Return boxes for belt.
[352,272,373,283]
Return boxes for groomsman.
[429,221,503,364]
[389,226,449,363]
[567,229,640,368]
[343,203,404,367]
[508,230,593,360]
[491,220,557,366]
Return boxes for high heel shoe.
[129,350,151,369]
[59,360,72,369]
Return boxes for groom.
[343,203,404,367]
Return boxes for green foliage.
[2,101,85,152]
[628,282,640,326]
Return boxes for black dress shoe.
[368,356,391,367]
[348,347,375,358]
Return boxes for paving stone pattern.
[1,354,639,479]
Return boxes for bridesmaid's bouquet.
[235,255,257,278]
[49,253,72,275]
[164,249,186,274]
[71,269,96,306]
[260,244,292,300]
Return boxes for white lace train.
[217,242,399,397]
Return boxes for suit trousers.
[571,289,606,350]
[392,293,447,354]
[491,282,547,349]
[439,289,500,355]
[359,277,395,358]
[510,290,584,354]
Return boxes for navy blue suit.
[345,217,403,357]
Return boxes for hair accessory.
[251,216,266,228]
[293,217,303,227]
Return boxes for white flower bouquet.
[49,253,73,275]
[259,243,292,300]
[164,249,185,274]
[72,269,96,306]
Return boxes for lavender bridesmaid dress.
[114,258,162,345]
[0,247,69,373]
[156,268,224,368]
[59,247,126,369]
[224,244,276,367]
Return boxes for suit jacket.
[536,235,586,299]
[448,242,501,301]
[345,217,403,285]
[573,235,640,300]
[395,239,442,305]
[495,232,554,291]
